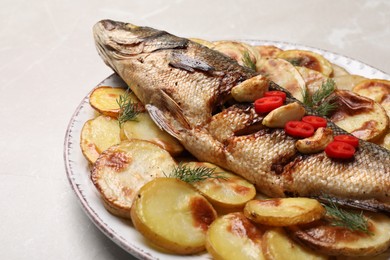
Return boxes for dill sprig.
[286,58,302,66]
[322,199,372,235]
[242,51,257,71]
[302,78,338,116]
[166,163,227,183]
[116,91,140,127]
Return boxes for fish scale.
[93,19,390,213]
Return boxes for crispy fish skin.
[93,20,390,212]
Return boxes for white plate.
[64,40,390,260]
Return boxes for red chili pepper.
[285,121,315,138]
[302,116,327,129]
[264,91,287,102]
[254,96,283,114]
[325,141,356,159]
[334,135,359,148]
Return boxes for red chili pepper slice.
[334,135,359,148]
[285,121,315,138]
[302,116,327,129]
[254,96,283,113]
[325,141,356,159]
[264,91,287,102]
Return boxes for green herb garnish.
[302,78,338,116]
[322,198,372,235]
[286,58,302,66]
[117,91,140,127]
[166,163,227,183]
[242,51,257,71]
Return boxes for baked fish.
[93,20,390,213]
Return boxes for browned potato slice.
[120,112,184,156]
[288,212,390,257]
[257,58,306,101]
[244,198,325,226]
[189,38,215,48]
[212,40,260,68]
[131,178,217,254]
[206,212,266,260]
[331,63,350,77]
[262,228,328,260]
[254,45,283,59]
[89,86,142,118]
[296,66,328,96]
[330,90,389,142]
[185,162,256,212]
[91,140,176,219]
[333,74,366,91]
[277,50,333,77]
[352,79,390,118]
[80,115,121,163]
[374,129,390,150]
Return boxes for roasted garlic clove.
[295,127,333,154]
[262,102,305,128]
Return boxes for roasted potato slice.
[89,86,142,118]
[257,58,306,101]
[212,40,260,69]
[185,162,256,212]
[296,66,328,96]
[244,198,325,226]
[206,212,266,260]
[91,139,176,219]
[262,228,328,260]
[331,63,350,77]
[80,115,121,163]
[277,49,333,77]
[131,178,217,255]
[333,74,366,91]
[330,90,389,142]
[288,212,390,257]
[120,112,184,156]
[352,79,390,118]
[254,45,282,59]
[374,129,390,150]
[189,38,215,48]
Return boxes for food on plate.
[277,49,333,77]
[211,40,260,69]
[330,90,389,142]
[332,74,366,91]
[352,79,390,118]
[231,74,269,102]
[205,212,266,260]
[257,58,306,101]
[93,20,390,213]
[253,45,282,59]
[89,86,142,118]
[296,66,328,96]
[80,115,121,163]
[120,112,184,156]
[295,127,333,154]
[184,162,256,212]
[79,19,390,258]
[130,177,217,254]
[244,198,325,226]
[262,102,305,128]
[331,63,350,77]
[91,139,176,218]
[262,228,328,260]
[288,211,390,256]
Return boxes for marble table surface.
[1,0,389,259]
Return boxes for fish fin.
[314,195,390,215]
[168,52,215,72]
[158,89,192,129]
[145,104,182,140]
